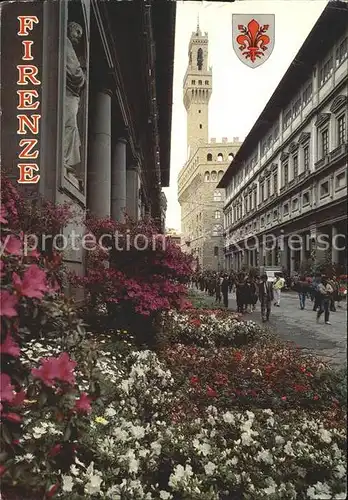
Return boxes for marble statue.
[64,21,86,173]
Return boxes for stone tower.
[183,20,212,159]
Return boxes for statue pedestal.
[64,166,84,191]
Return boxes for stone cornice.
[289,141,299,154]
[280,151,289,162]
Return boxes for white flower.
[319,428,332,444]
[105,407,117,417]
[159,491,172,499]
[32,426,47,439]
[129,457,139,474]
[222,411,234,424]
[85,474,103,495]
[256,449,273,465]
[307,482,332,499]
[204,461,216,475]
[62,475,74,492]
[151,441,162,455]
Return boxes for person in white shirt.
[273,273,285,307]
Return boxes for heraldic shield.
[232,14,275,68]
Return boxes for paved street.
[198,290,347,367]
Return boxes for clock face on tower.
[197,48,203,70]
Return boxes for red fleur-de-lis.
[236,19,271,63]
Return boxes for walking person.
[235,273,245,313]
[215,275,222,304]
[258,274,274,322]
[316,276,334,325]
[311,274,322,311]
[221,274,229,309]
[294,275,308,310]
[273,273,285,307]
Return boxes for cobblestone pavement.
[197,289,347,368]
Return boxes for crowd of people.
[191,270,344,325]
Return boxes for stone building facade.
[218,1,348,275]
[0,0,175,280]
[177,24,241,271]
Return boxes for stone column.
[331,226,339,264]
[300,233,306,265]
[111,138,127,222]
[126,164,139,220]
[290,247,295,275]
[88,90,112,217]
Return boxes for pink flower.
[3,235,22,255]
[9,389,26,407]
[0,205,8,224]
[13,264,47,299]
[32,353,77,387]
[0,290,18,317]
[0,333,21,357]
[0,465,7,477]
[0,373,15,403]
[74,392,92,414]
[281,396,287,401]
[46,483,60,498]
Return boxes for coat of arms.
[232,14,275,68]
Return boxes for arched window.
[218,170,224,181]
[207,153,212,161]
[198,80,202,85]
[212,224,223,236]
[228,152,234,161]
[214,210,221,219]
[204,171,210,182]
[197,48,203,70]
[213,191,222,202]
[211,170,217,182]
[217,153,223,162]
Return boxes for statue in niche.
[197,47,203,70]
[64,21,86,175]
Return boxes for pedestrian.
[312,274,322,311]
[273,273,285,307]
[316,276,334,325]
[235,273,246,313]
[294,275,308,310]
[258,274,274,322]
[215,275,222,304]
[221,274,229,309]
[328,275,339,312]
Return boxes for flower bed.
[161,343,345,417]
[1,336,346,499]
[161,309,265,348]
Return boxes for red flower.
[190,319,201,327]
[313,394,319,400]
[234,351,243,362]
[0,290,18,317]
[48,444,63,457]
[46,483,60,498]
[281,396,287,401]
[0,465,7,477]
[0,333,21,357]
[190,376,199,385]
[31,352,77,387]
[293,384,307,393]
[13,264,48,299]
[206,386,217,397]
[74,392,92,414]
[2,412,22,423]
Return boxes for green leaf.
[1,424,13,445]
[39,391,48,407]
[63,423,72,441]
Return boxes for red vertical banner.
[0,1,43,193]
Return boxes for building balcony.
[315,155,329,171]
[329,142,348,162]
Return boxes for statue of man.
[64,21,86,173]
